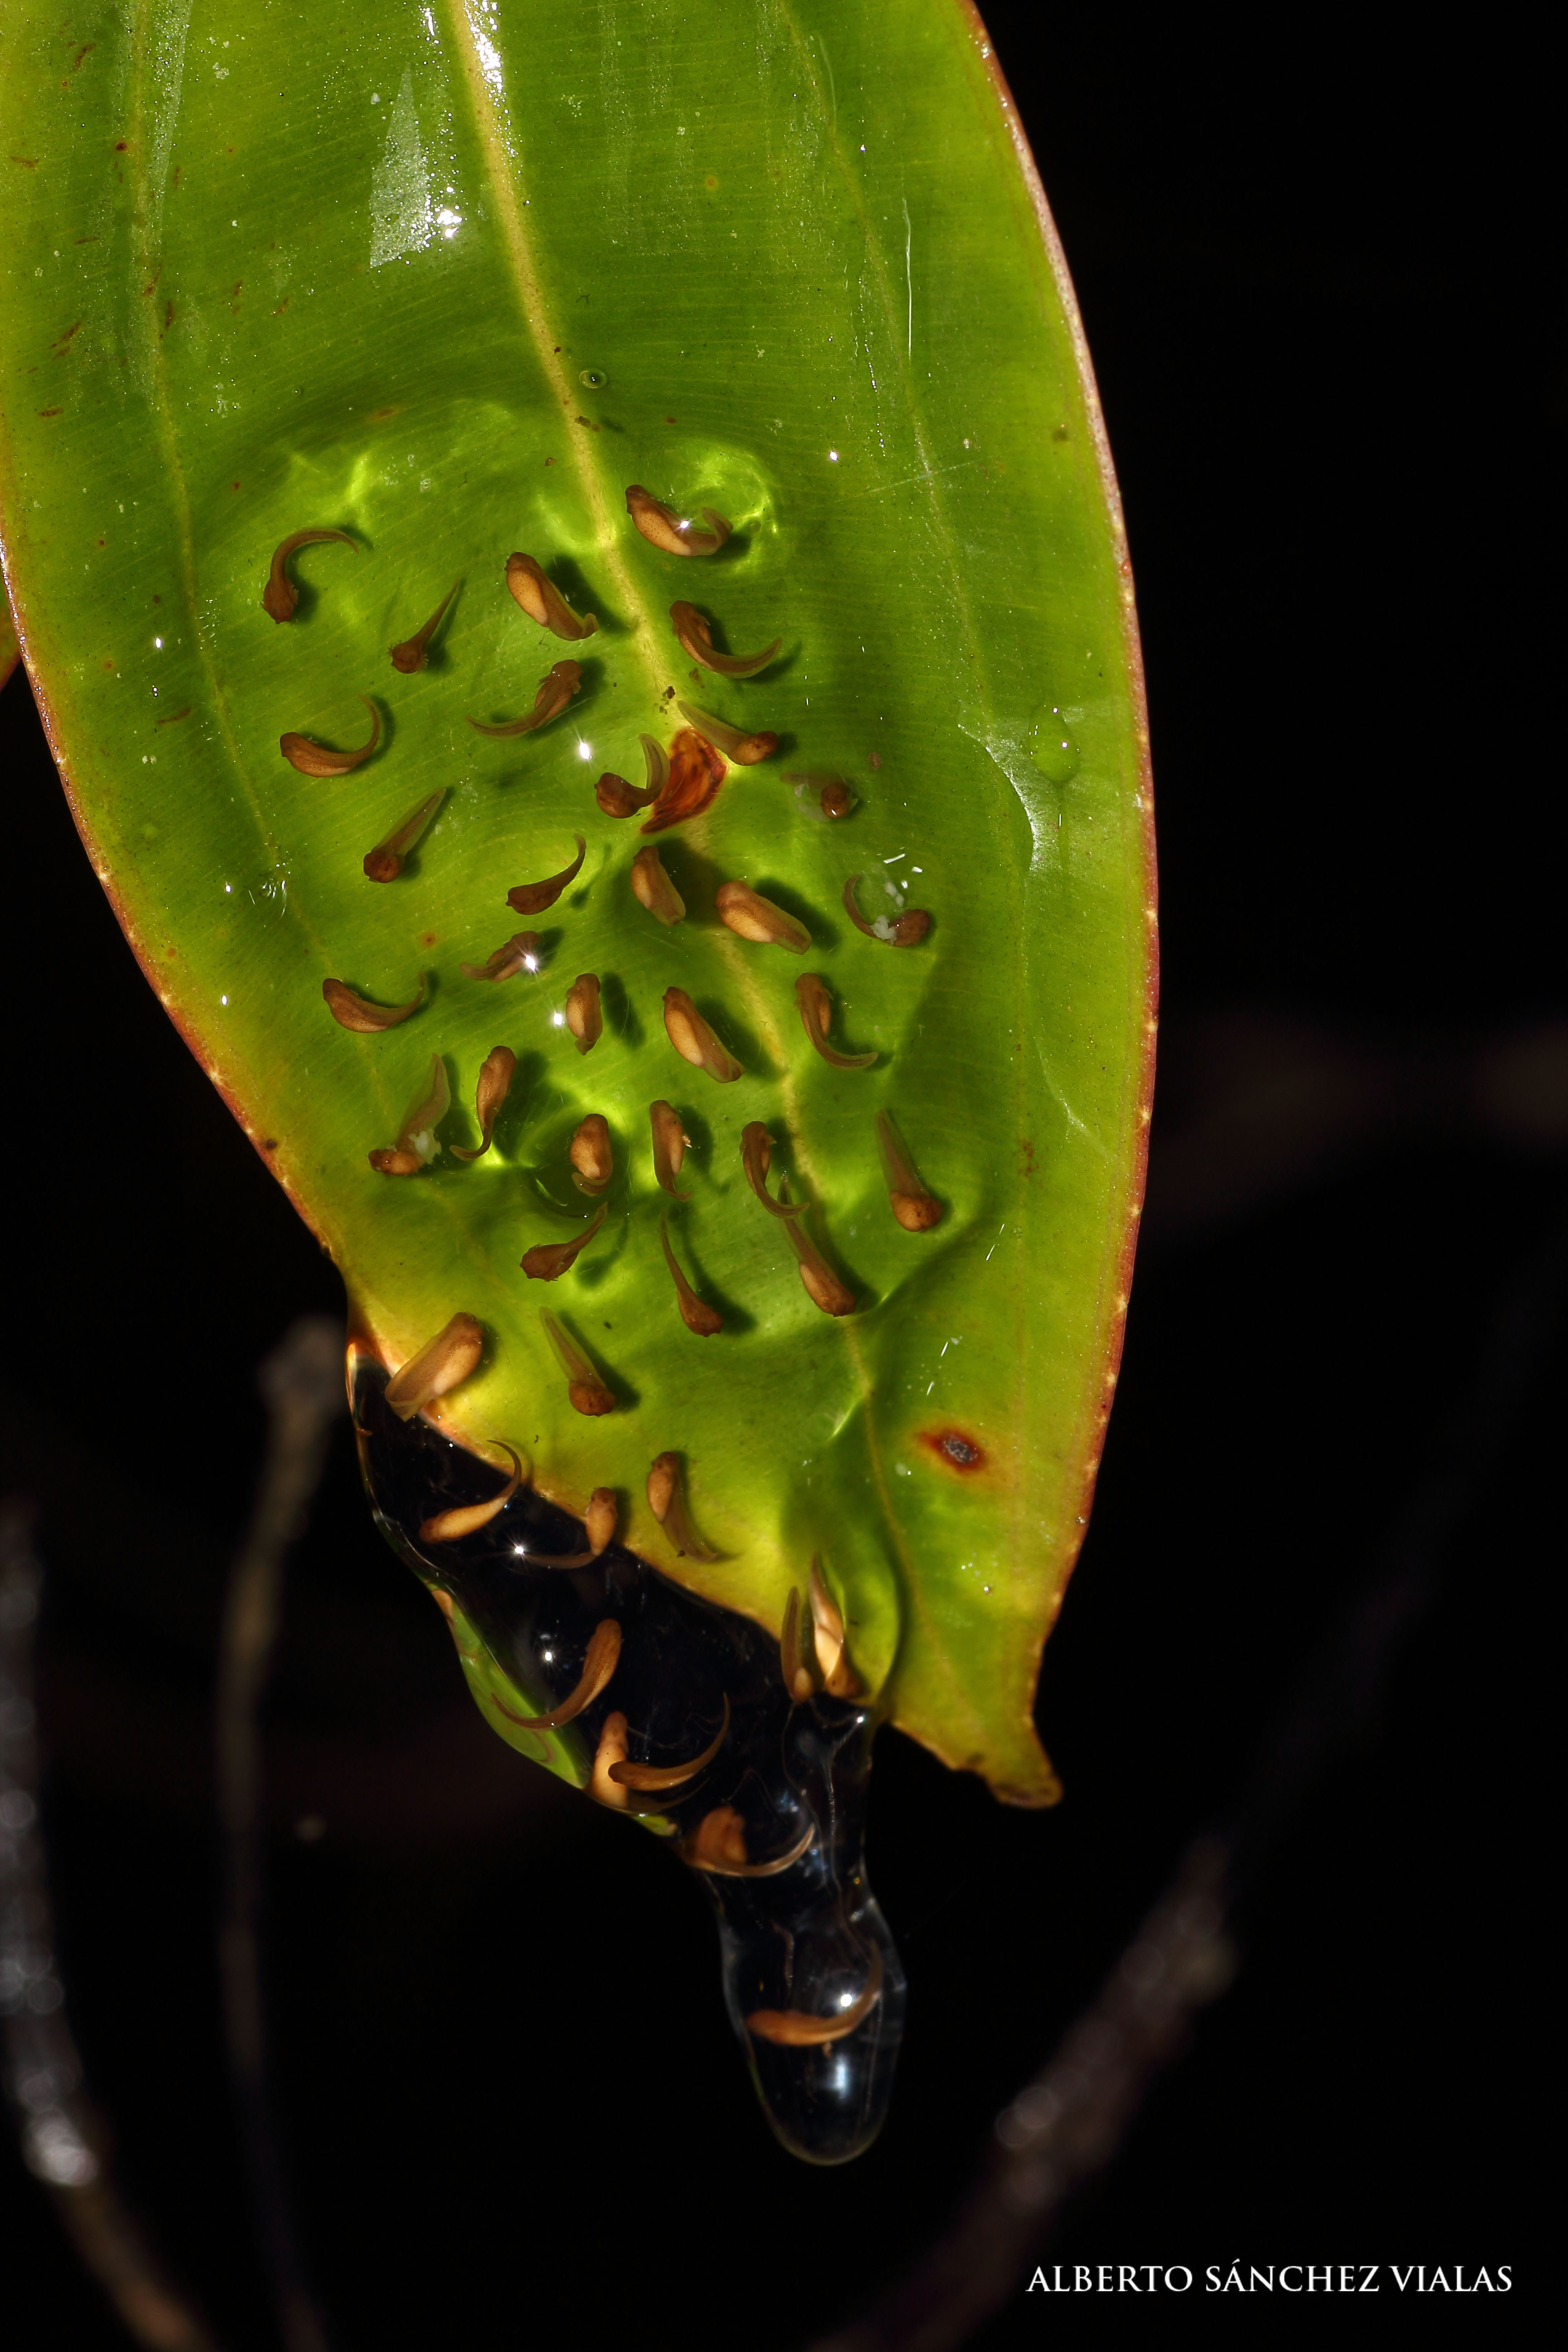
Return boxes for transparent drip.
[352,1354,905,2163]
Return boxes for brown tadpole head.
[263,526,355,623]
[795,973,877,1070]
[459,931,542,982]
[784,771,858,823]
[589,1711,632,1807]
[468,659,582,738]
[740,1122,804,1219]
[521,1200,607,1281]
[495,1619,622,1731]
[782,1199,857,1316]
[595,770,656,818]
[280,694,382,777]
[639,725,727,834]
[649,1100,692,1198]
[451,1046,517,1161]
[539,1308,616,1415]
[564,973,603,1054]
[686,1805,750,1871]
[389,577,460,672]
[363,786,446,882]
[505,552,598,642]
[810,1557,862,1698]
[518,1482,617,1570]
[745,1948,884,2048]
[663,988,744,1083]
[384,1312,484,1421]
[715,879,810,952]
[843,872,931,946]
[372,1053,450,1172]
[629,844,686,926]
[659,1214,724,1335]
[417,1441,525,1543]
[625,484,732,557]
[569,1112,613,1194]
[674,696,776,764]
[875,1108,944,1231]
[779,1587,818,1703]
[585,1487,617,1556]
[609,1694,731,1792]
[506,832,587,915]
[322,973,424,1032]
[684,1810,817,1879]
[645,1450,719,1560]
[670,600,782,679]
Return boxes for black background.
[0,9,1551,2346]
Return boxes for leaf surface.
[0,0,1154,1801]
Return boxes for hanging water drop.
[350,1351,905,2163]
[1030,703,1081,784]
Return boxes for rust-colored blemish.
[921,1428,986,1473]
[640,726,725,833]
[1019,1138,1036,1176]
[154,706,191,726]
[53,322,81,353]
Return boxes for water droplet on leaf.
[1030,704,1080,784]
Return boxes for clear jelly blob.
[352,1354,905,2163]
[1029,703,1081,784]
[578,368,607,389]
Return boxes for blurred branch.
[1,1498,223,2352]
[216,1318,345,2352]
[811,1206,1565,2352]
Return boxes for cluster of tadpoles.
[263,480,943,1422]
[385,1310,879,2047]
[278,485,905,2052]
[278,484,913,2007]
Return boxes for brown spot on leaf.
[639,726,725,833]
[921,1428,986,1473]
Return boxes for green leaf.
[0,0,1153,1803]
